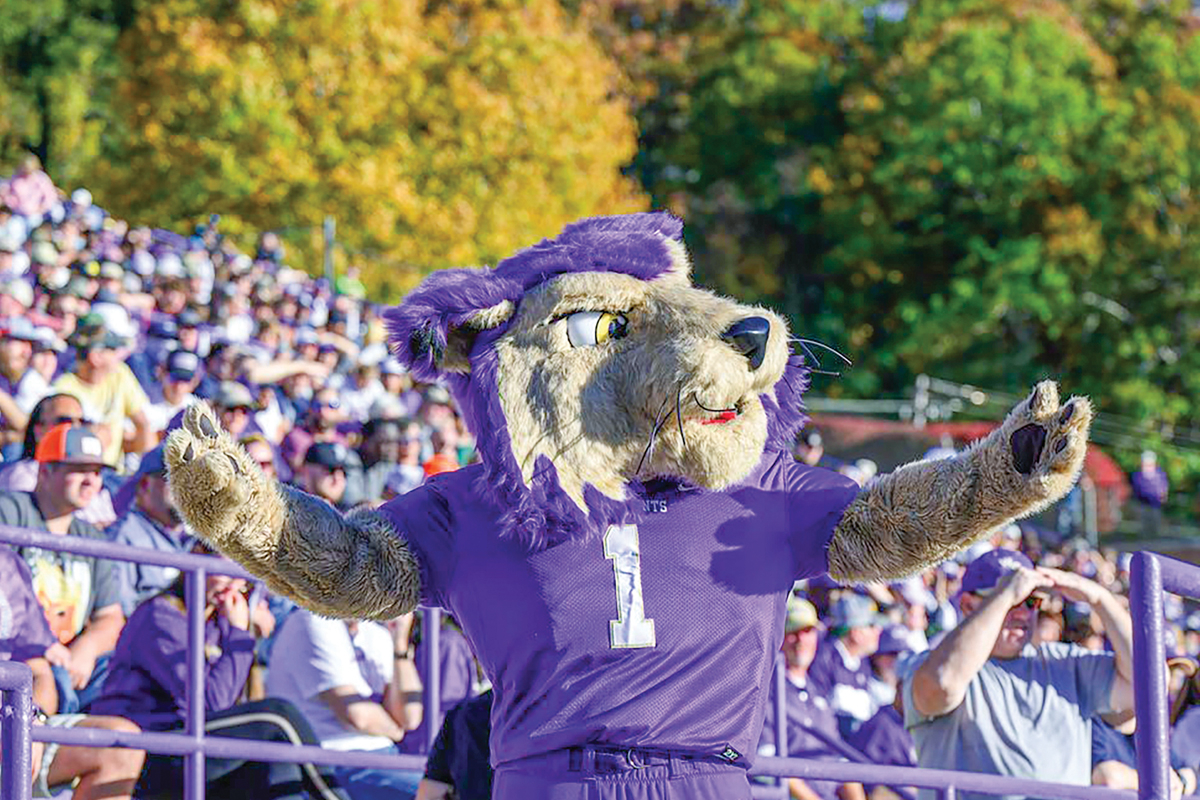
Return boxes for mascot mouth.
[693,394,742,425]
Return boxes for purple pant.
[493,746,752,800]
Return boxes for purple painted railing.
[0,523,434,800]
[0,521,1181,800]
[0,660,34,800]
[1129,551,1200,800]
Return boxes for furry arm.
[164,403,420,621]
[827,380,1092,582]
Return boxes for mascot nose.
[720,316,771,370]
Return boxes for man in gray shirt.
[901,548,1135,800]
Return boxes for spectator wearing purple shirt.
[0,546,145,800]
[418,689,494,800]
[808,593,886,737]
[91,560,348,800]
[397,616,478,757]
[282,387,352,475]
[758,596,866,800]
[847,626,918,798]
[1130,450,1170,537]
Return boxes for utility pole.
[913,374,930,429]
[323,216,336,292]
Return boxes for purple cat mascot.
[166,211,1093,799]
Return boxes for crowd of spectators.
[1,160,1199,800]
[0,161,484,799]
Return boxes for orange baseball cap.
[35,423,105,465]
[423,453,458,477]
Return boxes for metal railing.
[0,524,1187,800]
[0,524,436,800]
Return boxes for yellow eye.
[566,311,628,347]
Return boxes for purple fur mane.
[385,212,811,550]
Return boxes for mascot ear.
[385,267,519,379]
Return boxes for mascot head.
[386,212,812,548]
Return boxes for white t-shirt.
[145,393,195,435]
[12,368,49,415]
[265,610,395,751]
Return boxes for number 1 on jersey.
[603,524,656,649]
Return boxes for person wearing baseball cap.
[0,422,125,712]
[0,315,51,441]
[758,595,863,800]
[901,545,1135,800]
[299,441,354,511]
[210,380,258,440]
[808,592,886,736]
[845,623,919,787]
[145,350,202,436]
[108,446,195,615]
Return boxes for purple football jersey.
[380,449,858,768]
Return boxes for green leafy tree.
[89,0,645,298]
[0,0,132,182]
[641,0,1200,481]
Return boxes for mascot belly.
[165,212,1092,799]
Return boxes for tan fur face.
[494,268,792,507]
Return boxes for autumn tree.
[88,0,645,298]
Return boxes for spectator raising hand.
[902,549,1135,800]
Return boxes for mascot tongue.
[701,410,738,425]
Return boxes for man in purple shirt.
[398,617,477,756]
[1129,450,1169,537]
[758,596,866,800]
[807,594,885,737]
[92,563,347,800]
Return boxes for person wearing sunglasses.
[0,392,118,528]
[282,386,350,474]
[901,547,1135,800]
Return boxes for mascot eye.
[565,311,628,348]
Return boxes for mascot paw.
[1000,380,1092,499]
[164,402,261,544]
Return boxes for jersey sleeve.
[783,459,860,580]
[378,482,457,609]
